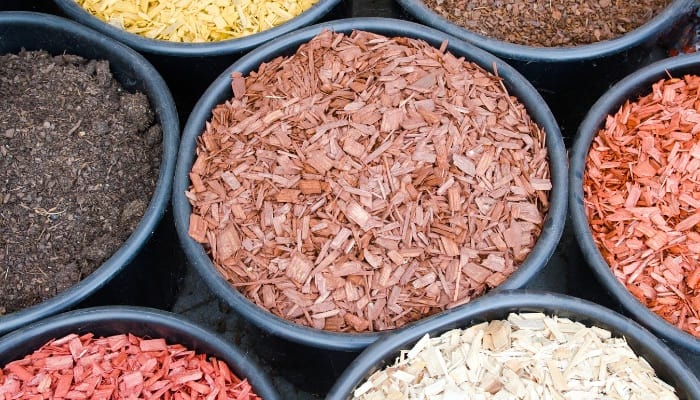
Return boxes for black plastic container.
[52,0,346,123]
[0,1,60,13]
[396,0,696,142]
[172,17,567,393]
[0,306,280,400]
[570,53,700,355]
[327,291,700,399]
[0,12,180,335]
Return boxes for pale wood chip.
[343,138,366,157]
[353,313,679,399]
[286,253,313,284]
[307,151,334,174]
[220,171,241,190]
[344,201,373,231]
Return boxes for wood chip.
[187,30,550,332]
[287,253,314,284]
[0,333,260,399]
[344,201,374,231]
[584,75,700,338]
[76,0,318,42]
[353,313,679,399]
[299,180,323,195]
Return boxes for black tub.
[327,291,700,399]
[570,53,700,355]
[172,17,567,393]
[52,0,346,122]
[396,0,696,142]
[0,12,180,335]
[0,306,280,400]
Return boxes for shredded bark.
[187,30,550,332]
[0,333,261,399]
[353,313,678,399]
[584,75,700,338]
[423,0,671,47]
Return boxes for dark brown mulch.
[423,0,671,47]
[0,50,161,315]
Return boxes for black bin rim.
[327,290,700,400]
[52,0,342,57]
[0,306,280,400]
[0,11,179,334]
[172,17,567,352]
[396,0,695,63]
[570,53,700,354]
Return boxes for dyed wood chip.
[76,0,318,42]
[353,313,678,399]
[0,333,261,400]
[584,75,700,338]
[187,30,551,332]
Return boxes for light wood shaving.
[354,313,679,400]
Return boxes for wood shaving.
[187,30,550,332]
[0,332,260,399]
[76,0,318,42]
[584,75,700,338]
[353,313,679,400]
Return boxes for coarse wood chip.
[76,0,318,43]
[353,313,678,399]
[0,333,260,399]
[584,75,700,338]
[187,30,550,332]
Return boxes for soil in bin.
[423,0,671,47]
[0,50,161,315]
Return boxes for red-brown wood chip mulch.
[585,75,700,338]
[187,29,551,333]
[0,333,260,400]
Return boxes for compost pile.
[584,75,700,338]
[0,333,260,399]
[0,50,160,314]
[423,0,671,47]
[353,313,678,399]
[187,30,551,332]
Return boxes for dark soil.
[423,0,671,47]
[0,50,161,315]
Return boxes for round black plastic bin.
[327,291,700,400]
[52,0,346,123]
[0,306,280,400]
[172,17,567,393]
[570,53,700,355]
[396,0,696,142]
[0,12,180,335]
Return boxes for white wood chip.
[353,313,679,400]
